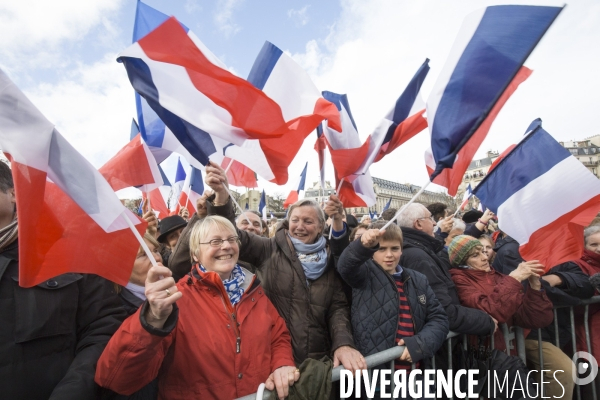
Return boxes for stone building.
[303,177,454,217]
[559,135,600,178]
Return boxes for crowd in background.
[1,160,599,400]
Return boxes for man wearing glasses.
[396,203,497,337]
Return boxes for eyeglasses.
[417,215,435,223]
[200,236,239,247]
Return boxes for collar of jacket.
[400,227,444,253]
[0,239,18,259]
[190,264,259,309]
[493,234,517,252]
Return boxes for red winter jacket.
[450,268,553,351]
[95,267,295,400]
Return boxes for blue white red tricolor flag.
[425,5,562,196]
[473,119,600,270]
[283,163,308,209]
[382,197,393,213]
[145,165,171,219]
[259,190,267,220]
[460,184,473,211]
[321,92,376,208]
[171,158,187,211]
[0,69,146,287]
[120,15,339,181]
[177,166,204,216]
[220,156,258,188]
[370,59,430,164]
[222,41,341,184]
[131,1,202,167]
[99,133,163,193]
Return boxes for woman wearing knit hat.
[449,235,574,399]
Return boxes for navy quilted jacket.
[337,239,449,362]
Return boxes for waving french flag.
[0,69,145,287]
[170,158,187,211]
[259,190,267,220]
[460,184,473,211]
[221,41,341,184]
[177,166,204,216]
[321,92,376,208]
[425,5,563,196]
[99,133,163,193]
[220,156,257,188]
[145,165,171,219]
[371,59,430,164]
[283,163,308,209]
[119,16,339,177]
[473,119,600,270]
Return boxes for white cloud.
[288,5,310,26]
[0,0,123,55]
[286,0,600,193]
[24,55,136,169]
[214,0,243,38]
[185,0,201,14]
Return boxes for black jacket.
[492,235,523,274]
[0,240,127,400]
[337,239,449,363]
[400,228,495,335]
[527,261,595,347]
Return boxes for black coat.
[527,261,595,347]
[400,228,496,335]
[492,235,523,274]
[337,239,449,363]
[0,241,127,400]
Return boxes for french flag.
[99,133,163,193]
[220,156,258,188]
[370,59,430,164]
[321,92,376,208]
[222,41,341,184]
[460,184,473,211]
[0,69,146,287]
[283,163,308,209]
[119,18,339,175]
[425,5,563,196]
[473,119,600,270]
[171,158,186,211]
[314,123,327,191]
[177,166,204,216]
[145,165,171,219]
[259,190,267,221]
[131,1,203,168]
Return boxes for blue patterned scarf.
[288,233,328,281]
[199,264,246,305]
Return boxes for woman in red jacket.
[447,235,571,399]
[95,216,298,400]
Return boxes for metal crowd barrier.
[236,296,600,400]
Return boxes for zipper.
[216,277,260,354]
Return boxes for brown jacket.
[209,198,355,364]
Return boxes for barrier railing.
[236,296,600,400]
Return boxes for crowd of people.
[1,159,599,400]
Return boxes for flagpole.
[328,178,346,240]
[122,210,159,268]
[224,158,234,174]
[381,180,431,230]
[222,185,253,226]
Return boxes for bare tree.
[269,191,286,212]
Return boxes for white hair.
[437,218,466,232]
[396,203,429,228]
[584,225,600,245]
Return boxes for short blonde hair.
[286,199,325,230]
[189,215,237,261]
[368,221,403,247]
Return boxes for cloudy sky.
[1,0,598,200]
